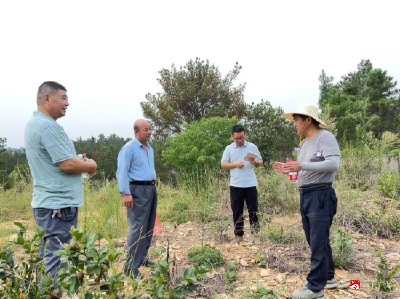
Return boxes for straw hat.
[282,105,327,129]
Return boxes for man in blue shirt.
[25,81,97,281]
[221,125,263,243]
[117,119,157,279]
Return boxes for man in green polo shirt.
[25,81,97,281]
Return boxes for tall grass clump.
[256,168,299,215]
[157,170,223,225]
[81,180,128,240]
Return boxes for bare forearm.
[58,158,97,174]
[221,162,237,169]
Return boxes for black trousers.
[230,186,259,236]
[300,184,338,292]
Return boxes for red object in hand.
[350,280,360,290]
[289,172,298,181]
[153,212,164,236]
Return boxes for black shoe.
[251,224,260,234]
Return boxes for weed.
[331,228,354,267]
[246,286,279,299]
[262,225,305,244]
[369,250,399,294]
[211,215,231,243]
[378,172,400,199]
[225,262,238,283]
[255,252,267,268]
[188,247,225,268]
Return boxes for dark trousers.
[230,186,259,236]
[33,207,78,282]
[300,184,338,292]
[124,184,157,277]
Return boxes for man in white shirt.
[221,125,263,243]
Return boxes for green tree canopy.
[73,134,131,180]
[244,100,297,164]
[319,60,400,143]
[162,117,240,175]
[141,58,246,141]
[0,138,27,189]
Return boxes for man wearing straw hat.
[273,105,340,299]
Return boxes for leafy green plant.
[188,247,225,268]
[171,197,190,225]
[55,226,125,297]
[149,247,167,259]
[378,172,400,199]
[369,250,399,294]
[174,266,209,297]
[0,222,57,299]
[331,228,354,267]
[133,256,209,299]
[224,262,238,283]
[0,223,210,299]
[389,149,400,159]
[255,253,266,268]
[163,117,240,177]
[262,225,305,244]
[246,286,279,299]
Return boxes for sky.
[1,0,399,148]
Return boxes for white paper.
[244,152,258,161]
[77,154,89,179]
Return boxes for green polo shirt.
[25,112,83,209]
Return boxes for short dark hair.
[37,81,67,105]
[231,125,245,135]
[293,114,319,126]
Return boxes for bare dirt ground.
[3,216,400,298]
[132,218,400,299]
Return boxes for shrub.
[172,197,191,224]
[257,171,299,215]
[262,225,305,244]
[337,146,384,190]
[188,247,225,268]
[389,149,400,159]
[163,117,239,177]
[378,172,400,199]
[0,223,210,298]
[369,250,400,294]
[331,228,354,267]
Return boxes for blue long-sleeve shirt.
[116,139,157,195]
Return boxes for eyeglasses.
[233,137,245,141]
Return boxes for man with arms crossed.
[274,105,340,299]
[221,125,263,243]
[117,119,157,279]
[25,81,97,281]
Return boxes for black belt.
[299,183,332,194]
[129,180,156,186]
